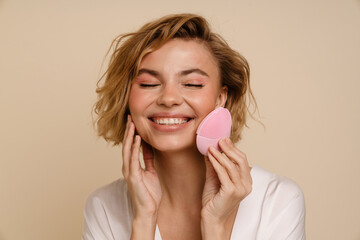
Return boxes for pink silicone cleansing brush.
[196,107,232,155]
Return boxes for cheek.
[128,87,146,114]
[184,88,219,123]
[128,89,147,135]
[128,87,155,134]
[186,87,219,107]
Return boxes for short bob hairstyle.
[93,13,261,145]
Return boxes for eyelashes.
[140,84,160,87]
[185,84,204,88]
[139,84,204,88]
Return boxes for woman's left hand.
[201,138,252,240]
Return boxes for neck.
[154,146,206,213]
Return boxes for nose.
[156,83,183,107]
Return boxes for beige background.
[1,0,359,239]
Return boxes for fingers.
[204,156,214,178]
[218,138,252,187]
[219,138,249,169]
[122,115,142,179]
[208,146,241,184]
[204,156,219,184]
[122,115,154,180]
[207,148,233,188]
[130,135,142,177]
[142,140,156,173]
[122,115,135,178]
[208,138,252,198]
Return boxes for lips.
[147,112,195,132]
[148,112,195,122]
[150,117,191,125]
[148,112,194,118]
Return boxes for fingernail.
[210,146,217,152]
[219,138,226,145]
[226,137,231,144]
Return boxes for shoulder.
[87,178,128,200]
[251,165,305,204]
[250,165,306,239]
[85,178,131,216]
[82,178,134,240]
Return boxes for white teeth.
[153,118,189,125]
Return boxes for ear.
[215,85,228,108]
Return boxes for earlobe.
[216,85,228,108]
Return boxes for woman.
[82,14,305,240]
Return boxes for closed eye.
[184,84,204,88]
[140,84,160,87]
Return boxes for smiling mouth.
[149,117,194,125]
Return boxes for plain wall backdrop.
[1,0,359,239]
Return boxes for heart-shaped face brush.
[196,107,232,155]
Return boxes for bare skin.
[124,118,242,240]
[123,39,252,240]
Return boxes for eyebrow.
[137,68,160,77]
[137,68,210,78]
[179,68,209,77]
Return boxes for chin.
[148,136,196,153]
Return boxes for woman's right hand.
[122,115,162,222]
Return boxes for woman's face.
[128,39,227,153]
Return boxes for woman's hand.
[201,138,252,240]
[122,115,162,222]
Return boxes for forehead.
[139,39,219,77]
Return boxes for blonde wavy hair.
[93,13,263,145]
